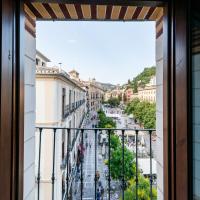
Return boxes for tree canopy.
[125,98,156,129]
[97,109,157,200]
[105,97,120,107]
[109,144,136,180]
[97,109,116,128]
[97,110,135,180]
[123,176,157,200]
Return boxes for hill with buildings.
[96,82,116,91]
[124,66,156,92]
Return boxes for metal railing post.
[66,128,70,200]
[52,128,56,200]
[108,129,111,200]
[135,130,138,200]
[37,128,43,200]
[94,129,97,199]
[80,129,84,200]
[122,130,125,200]
[149,130,153,200]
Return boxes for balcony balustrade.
[35,126,155,200]
[63,100,85,119]
[63,105,70,118]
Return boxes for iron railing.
[63,100,85,119]
[36,127,156,200]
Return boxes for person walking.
[94,171,100,182]
[97,189,101,200]
[86,141,88,149]
[100,185,104,200]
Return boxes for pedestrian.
[100,185,104,199]
[98,180,102,187]
[86,141,88,149]
[89,142,92,148]
[97,189,101,200]
[95,171,100,181]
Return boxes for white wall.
[36,76,86,200]
[36,79,60,123]
[156,34,164,200]
[24,30,36,200]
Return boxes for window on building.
[36,58,39,65]
[42,62,45,66]
[62,88,66,119]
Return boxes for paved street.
[73,119,109,200]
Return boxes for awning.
[24,3,163,21]
[24,2,163,38]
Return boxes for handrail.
[36,127,155,131]
[36,125,155,200]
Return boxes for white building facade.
[35,56,86,200]
[138,76,156,103]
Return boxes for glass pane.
[192,2,200,199]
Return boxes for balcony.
[63,100,85,119]
[63,105,70,118]
[35,127,155,200]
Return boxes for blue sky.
[36,21,155,85]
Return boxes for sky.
[36,21,155,85]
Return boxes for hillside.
[128,66,156,92]
[96,82,116,91]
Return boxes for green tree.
[107,97,120,107]
[125,100,156,129]
[110,134,121,150]
[109,146,136,180]
[123,176,157,200]
[98,109,156,200]
[98,109,116,128]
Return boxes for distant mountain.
[96,82,116,91]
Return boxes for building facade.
[125,88,135,102]
[83,79,105,114]
[138,76,156,103]
[104,91,112,102]
[35,54,86,199]
[36,50,50,68]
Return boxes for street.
[71,106,157,199]
[73,119,109,200]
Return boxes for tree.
[98,109,116,128]
[110,134,121,150]
[125,100,156,129]
[123,176,157,200]
[98,110,156,200]
[109,146,136,180]
[98,110,136,181]
[118,94,122,102]
[107,97,120,107]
